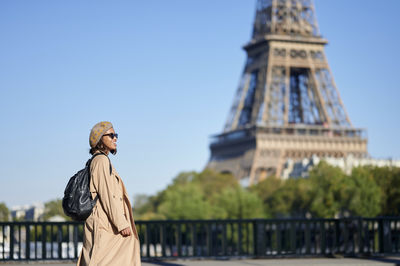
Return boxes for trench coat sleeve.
[90,155,130,232]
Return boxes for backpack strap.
[88,152,112,202]
[90,152,112,174]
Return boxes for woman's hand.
[120,227,132,237]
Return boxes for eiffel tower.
[207,0,368,184]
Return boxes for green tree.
[0,202,10,221]
[250,176,282,217]
[134,172,197,220]
[193,169,238,198]
[308,161,345,218]
[250,175,282,202]
[140,170,240,220]
[251,175,312,218]
[158,183,212,220]
[169,171,197,187]
[370,166,400,216]
[211,186,265,219]
[267,180,296,217]
[286,178,313,217]
[342,167,381,217]
[43,199,70,221]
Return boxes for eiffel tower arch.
[207,0,368,184]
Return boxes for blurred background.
[0,0,399,220]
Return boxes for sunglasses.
[103,133,118,139]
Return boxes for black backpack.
[62,153,112,221]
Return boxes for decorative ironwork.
[253,0,320,39]
[1,218,399,260]
[238,71,258,127]
[265,66,286,125]
[315,68,351,127]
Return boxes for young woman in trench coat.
[78,121,141,266]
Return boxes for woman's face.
[101,128,118,152]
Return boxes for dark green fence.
[1,218,400,261]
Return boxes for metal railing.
[1,217,400,261]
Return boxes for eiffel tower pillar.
[207,0,368,184]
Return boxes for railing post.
[1,224,5,260]
[335,219,340,254]
[379,219,384,254]
[26,224,30,260]
[222,222,227,256]
[237,221,242,256]
[320,220,326,255]
[18,224,21,259]
[364,220,371,254]
[276,222,282,255]
[41,224,46,259]
[379,218,392,254]
[191,223,197,257]
[305,221,311,254]
[177,223,182,257]
[73,225,78,259]
[253,220,265,257]
[206,222,212,256]
[343,219,349,255]
[357,217,363,255]
[34,224,37,259]
[290,220,296,255]
[145,223,150,258]
[161,223,166,257]
[57,224,62,259]
[10,225,14,260]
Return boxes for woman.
[78,121,141,266]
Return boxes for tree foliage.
[136,170,265,220]
[212,186,265,219]
[158,183,212,220]
[0,202,10,221]
[345,167,381,217]
[308,161,346,218]
[43,199,70,221]
[370,166,400,216]
[2,162,396,222]
[134,164,396,220]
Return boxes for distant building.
[10,203,44,221]
[282,155,400,179]
[10,208,26,221]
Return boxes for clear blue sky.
[1,0,399,207]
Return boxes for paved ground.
[2,257,400,266]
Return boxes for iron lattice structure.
[207,0,367,183]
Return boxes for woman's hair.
[89,139,117,155]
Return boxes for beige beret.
[89,121,113,148]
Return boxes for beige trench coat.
[77,153,141,266]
